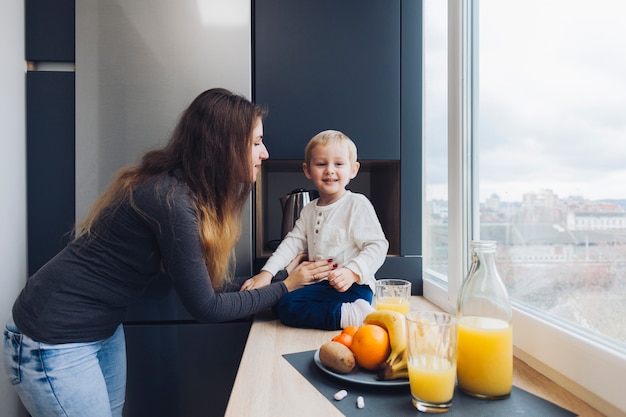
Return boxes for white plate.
[313,349,409,387]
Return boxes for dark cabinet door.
[26,71,75,274]
[25,0,75,62]
[123,321,251,417]
[254,0,401,160]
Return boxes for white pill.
[333,389,348,401]
[356,396,365,409]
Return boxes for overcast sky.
[424,0,626,203]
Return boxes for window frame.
[422,1,626,415]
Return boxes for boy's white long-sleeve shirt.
[262,191,389,291]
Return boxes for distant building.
[566,202,626,231]
[520,189,563,224]
[506,243,574,262]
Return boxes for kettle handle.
[288,188,308,194]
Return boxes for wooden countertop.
[225,297,604,417]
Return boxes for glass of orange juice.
[406,311,457,413]
[374,279,411,315]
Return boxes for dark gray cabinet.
[254,0,401,160]
[25,0,75,62]
[26,71,75,275]
[25,0,75,275]
[124,320,251,417]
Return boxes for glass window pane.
[423,0,449,283]
[476,0,626,348]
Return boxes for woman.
[2,88,335,417]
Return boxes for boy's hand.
[285,253,309,273]
[328,267,359,293]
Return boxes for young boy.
[240,130,389,329]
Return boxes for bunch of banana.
[363,310,408,380]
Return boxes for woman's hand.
[239,271,273,291]
[283,258,337,292]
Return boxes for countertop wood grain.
[225,297,605,417]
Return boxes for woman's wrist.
[282,277,296,292]
[273,269,288,282]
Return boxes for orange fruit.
[332,332,353,348]
[350,324,391,371]
[342,325,359,337]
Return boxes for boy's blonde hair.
[304,130,358,166]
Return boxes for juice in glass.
[457,316,512,399]
[406,311,457,413]
[408,355,457,405]
[375,297,410,315]
[374,279,411,314]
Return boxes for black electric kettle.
[279,188,319,239]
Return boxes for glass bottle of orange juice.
[457,240,512,399]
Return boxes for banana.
[363,310,409,380]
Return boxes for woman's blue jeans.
[3,315,126,417]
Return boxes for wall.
[0,2,29,416]
[75,0,253,277]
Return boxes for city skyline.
[425,186,626,206]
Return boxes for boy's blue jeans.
[275,281,373,330]
[3,315,126,417]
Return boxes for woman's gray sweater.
[12,174,287,343]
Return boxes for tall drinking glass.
[406,311,458,413]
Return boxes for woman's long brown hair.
[75,88,267,289]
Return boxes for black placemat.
[283,350,577,416]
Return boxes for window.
[423,0,449,286]
[423,1,626,414]
[476,0,626,351]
